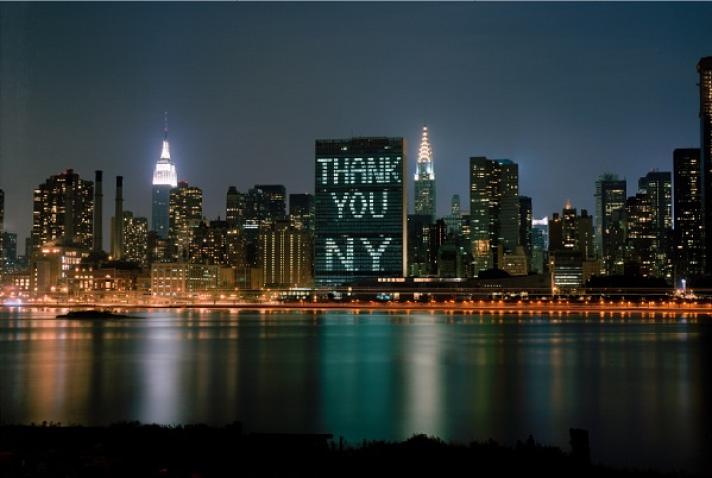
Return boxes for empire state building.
[152,118,178,238]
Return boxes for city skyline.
[2,3,712,244]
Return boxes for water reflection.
[0,309,708,472]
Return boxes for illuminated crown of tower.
[153,112,178,187]
[414,125,434,181]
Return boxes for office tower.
[122,211,149,266]
[169,181,203,261]
[518,196,532,258]
[531,217,548,274]
[429,218,449,275]
[32,169,94,252]
[152,119,178,238]
[469,157,519,274]
[147,230,170,264]
[638,170,673,280]
[561,202,578,250]
[595,174,627,275]
[532,217,549,251]
[699,57,712,272]
[414,126,436,220]
[578,210,595,259]
[226,186,245,227]
[444,194,463,237]
[260,220,313,287]
[548,213,563,252]
[673,148,704,281]
[289,193,315,231]
[407,214,433,276]
[244,188,267,222]
[253,185,287,222]
[93,171,103,252]
[2,232,17,270]
[111,176,124,259]
[624,193,656,277]
[190,219,241,266]
[497,160,520,251]
[549,205,595,258]
[315,137,406,284]
[549,204,598,289]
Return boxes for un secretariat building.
[315,137,407,285]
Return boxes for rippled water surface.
[0,308,710,472]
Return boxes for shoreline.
[0,423,697,477]
[3,301,712,315]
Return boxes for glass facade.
[152,185,171,239]
[314,137,406,285]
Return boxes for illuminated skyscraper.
[414,126,436,220]
[226,186,245,227]
[315,137,406,284]
[698,57,712,272]
[673,148,704,281]
[169,181,202,261]
[595,174,627,275]
[190,219,243,266]
[289,193,314,232]
[469,157,519,274]
[122,211,149,266]
[260,220,313,287]
[32,169,94,252]
[444,194,462,236]
[152,116,178,238]
[518,196,532,258]
[638,170,672,280]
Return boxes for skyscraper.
[414,126,435,220]
[518,196,532,259]
[289,193,315,232]
[226,186,245,227]
[444,194,462,236]
[253,185,287,222]
[260,220,313,287]
[673,148,704,281]
[190,219,243,267]
[530,217,548,274]
[407,214,433,276]
[469,157,519,274]
[561,201,578,251]
[32,169,94,252]
[122,211,149,266]
[638,170,672,279]
[152,118,178,238]
[2,232,17,270]
[169,181,203,261]
[314,137,406,284]
[624,193,656,277]
[594,174,627,275]
[698,57,712,273]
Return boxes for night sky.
[1,2,711,249]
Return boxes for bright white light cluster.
[153,139,178,187]
[414,125,434,181]
[325,236,392,272]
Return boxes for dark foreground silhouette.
[0,423,695,477]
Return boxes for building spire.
[415,125,434,180]
[160,112,171,160]
[163,111,168,140]
[154,112,178,187]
